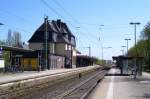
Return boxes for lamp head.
[130,22,141,25]
[0,23,4,25]
[124,38,131,40]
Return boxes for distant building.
[76,54,97,67]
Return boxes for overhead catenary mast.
[45,16,48,69]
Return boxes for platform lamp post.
[82,46,91,57]
[124,38,131,55]
[102,46,112,65]
[87,46,91,57]
[81,46,91,66]
[130,22,140,49]
[87,46,91,66]
[120,50,124,55]
[75,27,80,42]
[121,46,126,55]
[124,38,131,74]
[130,22,141,77]
[99,25,104,65]
[121,46,126,74]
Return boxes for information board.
[0,60,4,68]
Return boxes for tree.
[142,23,150,70]
[0,30,23,70]
[12,31,22,47]
[5,30,22,47]
[0,40,6,45]
[95,59,103,65]
[6,29,12,46]
[128,22,150,72]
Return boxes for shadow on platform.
[106,73,130,76]
[133,93,150,98]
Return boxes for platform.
[0,66,97,85]
[0,69,72,84]
[0,65,106,98]
[0,65,101,85]
[87,68,150,99]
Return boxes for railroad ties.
[0,66,109,99]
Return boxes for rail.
[0,66,109,99]
[56,70,107,99]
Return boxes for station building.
[26,17,76,70]
[2,17,76,71]
[1,17,96,71]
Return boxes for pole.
[102,47,112,65]
[120,50,124,55]
[38,51,40,71]
[134,24,137,78]
[124,38,131,74]
[88,46,91,57]
[121,46,126,55]
[130,22,141,78]
[45,16,48,70]
[102,46,103,64]
[88,46,92,65]
[127,40,128,54]
[134,25,137,48]
[89,46,92,65]
[121,49,124,55]
[124,38,131,55]
[99,25,104,65]
[126,40,129,73]
[98,37,103,65]
[71,46,73,68]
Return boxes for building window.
[53,33,57,42]
[65,44,68,50]
[71,36,75,45]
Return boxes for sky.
[0,0,150,60]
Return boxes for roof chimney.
[57,19,61,28]
[44,16,48,22]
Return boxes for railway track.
[22,69,108,99]
[55,70,107,99]
[0,66,109,99]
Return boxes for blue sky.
[0,0,150,60]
